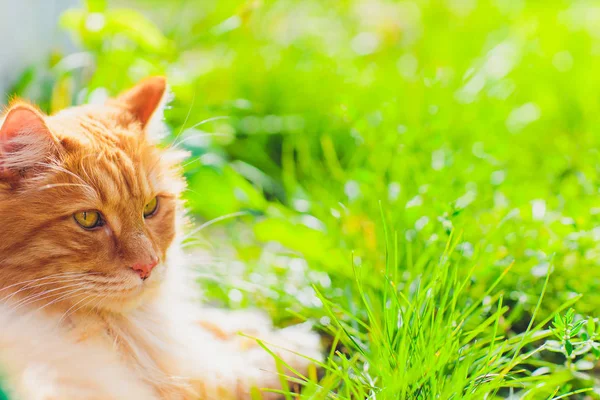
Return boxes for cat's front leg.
[169,315,322,399]
[187,338,317,400]
[196,308,321,355]
[196,308,273,340]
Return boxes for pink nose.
[131,258,159,280]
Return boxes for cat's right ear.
[0,104,56,179]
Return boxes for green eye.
[74,211,102,229]
[143,197,159,218]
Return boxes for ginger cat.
[0,77,321,399]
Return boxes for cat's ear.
[115,76,168,129]
[0,104,56,179]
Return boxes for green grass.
[9,0,600,397]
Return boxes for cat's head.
[0,77,186,312]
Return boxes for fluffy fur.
[0,77,321,399]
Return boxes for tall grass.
[254,225,591,398]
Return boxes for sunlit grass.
[9,0,600,397]
[253,228,589,399]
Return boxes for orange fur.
[0,77,321,399]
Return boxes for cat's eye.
[74,211,103,229]
[143,197,159,218]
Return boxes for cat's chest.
[68,309,196,400]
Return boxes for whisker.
[172,90,196,144]
[31,163,98,199]
[34,163,88,185]
[2,275,90,297]
[0,273,91,300]
[37,183,93,192]
[180,238,215,250]
[62,290,112,325]
[30,287,91,314]
[0,272,83,293]
[184,116,232,131]
[186,258,230,267]
[187,271,268,292]
[170,131,232,151]
[58,294,97,324]
[11,286,90,314]
[8,282,91,311]
[184,211,250,240]
[80,275,125,284]
[183,187,203,196]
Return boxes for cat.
[0,77,322,400]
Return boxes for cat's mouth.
[69,265,165,312]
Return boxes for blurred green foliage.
[10,0,600,397]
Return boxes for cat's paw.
[194,310,323,399]
[268,323,323,365]
[235,323,323,399]
[197,309,273,340]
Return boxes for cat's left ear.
[114,76,168,129]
